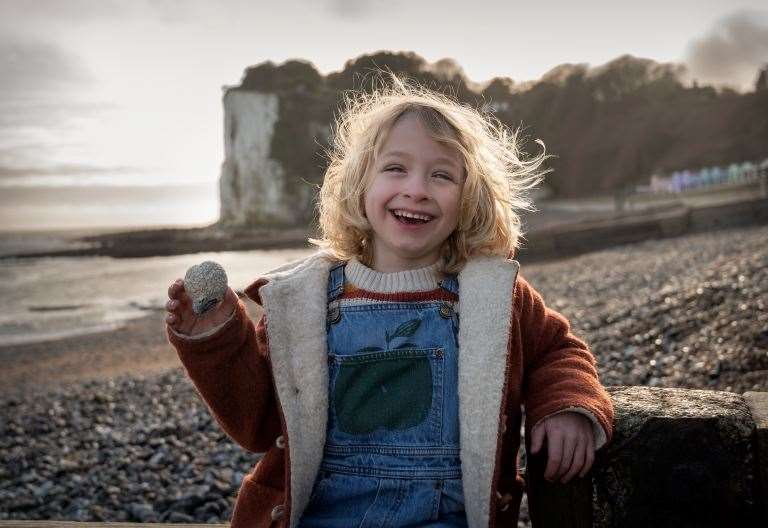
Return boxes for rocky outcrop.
[218,89,333,227]
[219,91,284,226]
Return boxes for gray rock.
[167,512,195,523]
[184,261,228,315]
[129,502,158,522]
[31,481,54,498]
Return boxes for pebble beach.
[1,223,766,526]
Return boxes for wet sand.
[0,310,180,398]
[0,301,267,399]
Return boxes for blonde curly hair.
[309,74,548,274]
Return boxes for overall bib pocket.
[329,348,444,436]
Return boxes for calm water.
[0,182,218,231]
[0,248,315,347]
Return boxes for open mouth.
[390,209,434,225]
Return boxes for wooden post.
[525,426,593,527]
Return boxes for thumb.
[530,423,546,454]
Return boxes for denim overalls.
[298,262,469,528]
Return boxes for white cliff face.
[219,90,294,226]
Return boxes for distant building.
[643,158,763,195]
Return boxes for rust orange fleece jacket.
[166,252,614,528]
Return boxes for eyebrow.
[380,150,461,169]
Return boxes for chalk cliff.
[219,91,285,226]
[216,60,335,229]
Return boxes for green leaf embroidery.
[356,346,384,354]
[390,319,421,340]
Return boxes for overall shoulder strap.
[438,274,459,296]
[327,261,346,303]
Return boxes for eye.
[433,172,454,181]
[384,165,405,173]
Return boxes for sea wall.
[518,196,768,263]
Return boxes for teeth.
[393,210,433,221]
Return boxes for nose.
[401,172,430,200]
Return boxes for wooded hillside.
[231,51,768,199]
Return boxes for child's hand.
[529,411,595,484]
[166,278,238,337]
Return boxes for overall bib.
[298,262,469,528]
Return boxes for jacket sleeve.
[516,274,614,449]
[165,299,282,453]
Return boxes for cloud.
[0,0,205,29]
[0,34,93,95]
[0,163,135,178]
[0,0,124,24]
[325,0,392,19]
[684,10,768,91]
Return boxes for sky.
[0,0,766,228]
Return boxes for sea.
[0,227,315,347]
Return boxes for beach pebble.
[184,261,228,315]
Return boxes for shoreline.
[1,187,762,261]
[0,204,662,261]
[1,192,765,398]
[0,298,265,400]
[0,223,315,260]
[1,223,766,400]
[0,306,269,400]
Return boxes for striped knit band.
[345,257,442,293]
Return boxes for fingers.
[543,431,564,482]
[555,434,576,482]
[560,436,586,483]
[579,431,595,478]
[165,302,180,326]
[166,278,190,327]
[167,278,188,300]
[529,423,545,454]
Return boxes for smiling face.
[363,112,465,272]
